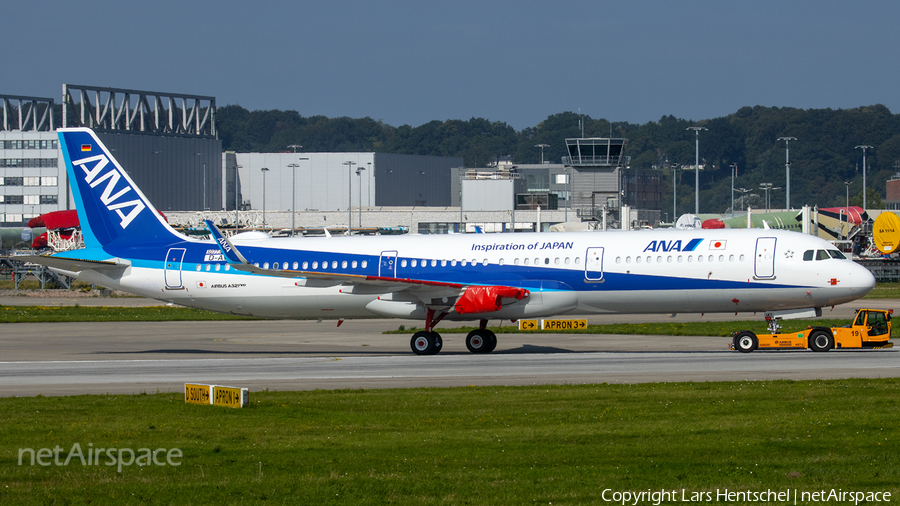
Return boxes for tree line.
[217,103,900,213]
[42,101,900,213]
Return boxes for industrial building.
[226,152,463,214]
[2,84,643,236]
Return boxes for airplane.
[21,128,876,355]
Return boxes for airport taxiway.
[1,303,898,396]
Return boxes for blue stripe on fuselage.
[102,241,807,292]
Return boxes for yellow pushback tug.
[732,308,894,352]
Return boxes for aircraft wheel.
[466,329,497,354]
[808,330,834,352]
[411,331,442,355]
[484,331,497,353]
[734,331,758,353]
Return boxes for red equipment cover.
[701,218,725,229]
[454,285,529,314]
[27,210,79,230]
[31,232,48,249]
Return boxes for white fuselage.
[62,228,875,321]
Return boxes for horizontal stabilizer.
[15,254,129,273]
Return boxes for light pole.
[736,188,751,211]
[855,145,873,209]
[670,161,678,221]
[730,163,737,216]
[759,183,781,212]
[367,162,372,208]
[288,158,308,237]
[845,181,851,210]
[686,126,707,214]
[535,143,549,164]
[778,137,796,209]
[845,181,851,239]
[356,167,365,229]
[287,144,301,153]
[260,167,269,231]
[233,164,242,234]
[344,161,356,235]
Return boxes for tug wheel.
[734,331,758,353]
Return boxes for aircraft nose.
[851,261,876,295]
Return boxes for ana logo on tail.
[73,153,146,229]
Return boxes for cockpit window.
[816,250,831,260]
[803,250,814,261]
[828,250,847,260]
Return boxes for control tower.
[561,137,628,219]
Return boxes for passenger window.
[803,250,814,261]
[361,261,368,268]
[401,259,408,267]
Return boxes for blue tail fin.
[58,128,181,249]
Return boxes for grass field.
[0,305,255,323]
[1,380,897,505]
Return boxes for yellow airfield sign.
[518,320,538,330]
[213,386,249,408]
[541,319,588,330]
[184,384,212,405]
[185,383,249,408]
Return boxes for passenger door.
[379,250,397,278]
[584,247,604,282]
[754,237,776,279]
[164,248,186,289]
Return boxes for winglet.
[205,220,249,265]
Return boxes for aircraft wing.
[203,220,528,311]
[13,254,130,273]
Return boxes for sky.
[3,0,899,130]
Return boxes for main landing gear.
[408,310,497,355]
[465,320,497,354]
